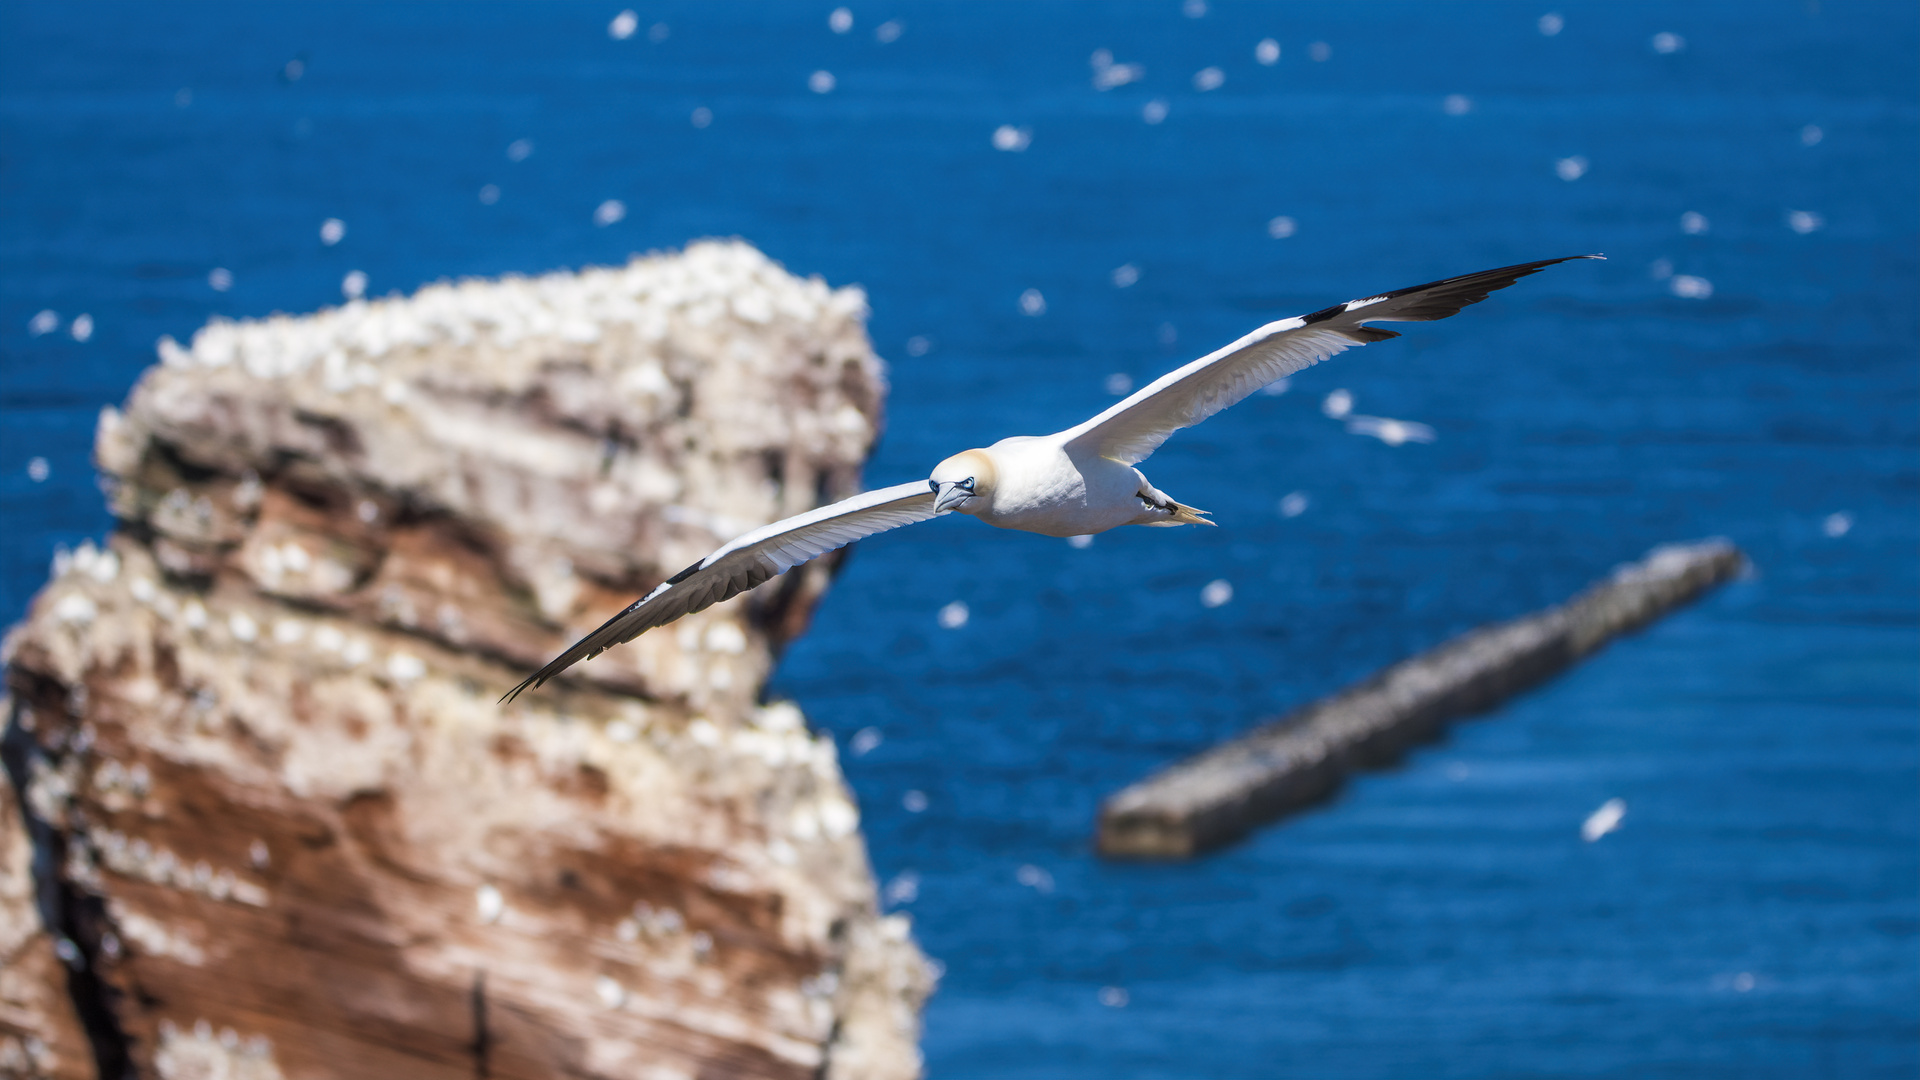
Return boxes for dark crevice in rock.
[470,969,491,1079]
[2,699,136,1080]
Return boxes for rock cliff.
[0,240,933,1079]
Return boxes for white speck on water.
[902,790,928,813]
[1443,94,1472,115]
[1680,211,1710,235]
[1090,50,1144,90]
[849,727,883,756]
[1670,274,1713,299]
[1111,263,1140,288]
[1016,864,1054,893]
[883,871,920,907]
[1322,388,1353,419]
[476,884,503,923]
[319,218,345,246]
[1649,258,1674,280]
[1346,415,1437,446]
[478,183,500,204]
[690,106,713,128]
[1732,972,1756,992]
[1105,372,1133,395]
[608,10,637,39]
[341,270,368,300]
[1446,762,1471,781]
[1067,534,1094,549]
[175,87,192,107]
[1538,12,1564,36]
[1182,0,1207,16]
[1651,31,1685,54]
[905,335,931,356]
[283,58,304,82]
[1142,98,1169,125]
[593,199,626,226]
[595,975,625,1009]
[228,612,258,643]
[1823,511,1853,538]
[1018,288,1046,316]
[69,314,93,342]
[1260,376,1291,396]
[1255,38,1280,65]
[1278,491,1309,518]
[1308,41,1331,62]
[1192,66,1225,92]
[1200,579,1234,608]
[27,457,49,482]
[992,125,1032,152]
[208,268,233,292]
[647,22,668,43]
[809,70,836,94]
[1157,322,1178,346]
[875,19,903,43]
[1800,123,1823,146]
[1786,210,1824,234]
[1555,155,1589,181]
[1267,215,1297,239]
[1099,985,1130,1008]
[1582,797,1626,842]
[28,310,59,336]
[937,600,970,629]
[829,7,853,33]
[506,138,533,162]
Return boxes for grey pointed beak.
[932,482,973,514]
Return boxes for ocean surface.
[3,2,1915,1076]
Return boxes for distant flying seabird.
[505,255,1600,700]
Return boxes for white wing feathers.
[503,481,938,701]
[1059,255,1601,466]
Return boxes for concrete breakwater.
[1097,540,1748,860]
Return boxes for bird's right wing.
[1058,255,1600,466]
[504,480,939,701]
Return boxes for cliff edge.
[1,240,933,1079]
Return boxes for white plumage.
[505,255,1599,700]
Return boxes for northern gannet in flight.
[505,255,1598,700]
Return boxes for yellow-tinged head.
[928,449,997,514]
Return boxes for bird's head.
[928,449,996,515]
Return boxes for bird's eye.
[960,477,975,491]
[928,480,940,494]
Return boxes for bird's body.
[504,254,1600,701]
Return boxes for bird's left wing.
[1058,255,1600,466]
[503,480,939,701]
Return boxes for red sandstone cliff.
[0,241,933,1079]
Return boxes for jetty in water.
[1097,539,1748,859]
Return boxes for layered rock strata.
[1,240,933,1079]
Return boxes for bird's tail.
[1146,499,1214,527]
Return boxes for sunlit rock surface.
[1,240,933,1079]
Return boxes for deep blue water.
[3,3,1916,1076]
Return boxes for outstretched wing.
[1058,255,1601,466]
[504,481,939,701]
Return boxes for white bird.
[504,255,1599,700]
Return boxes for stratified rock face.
[1,240,933,1080]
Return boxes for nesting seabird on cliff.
[505,255,1600,701]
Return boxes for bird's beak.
[932,483,973,515]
